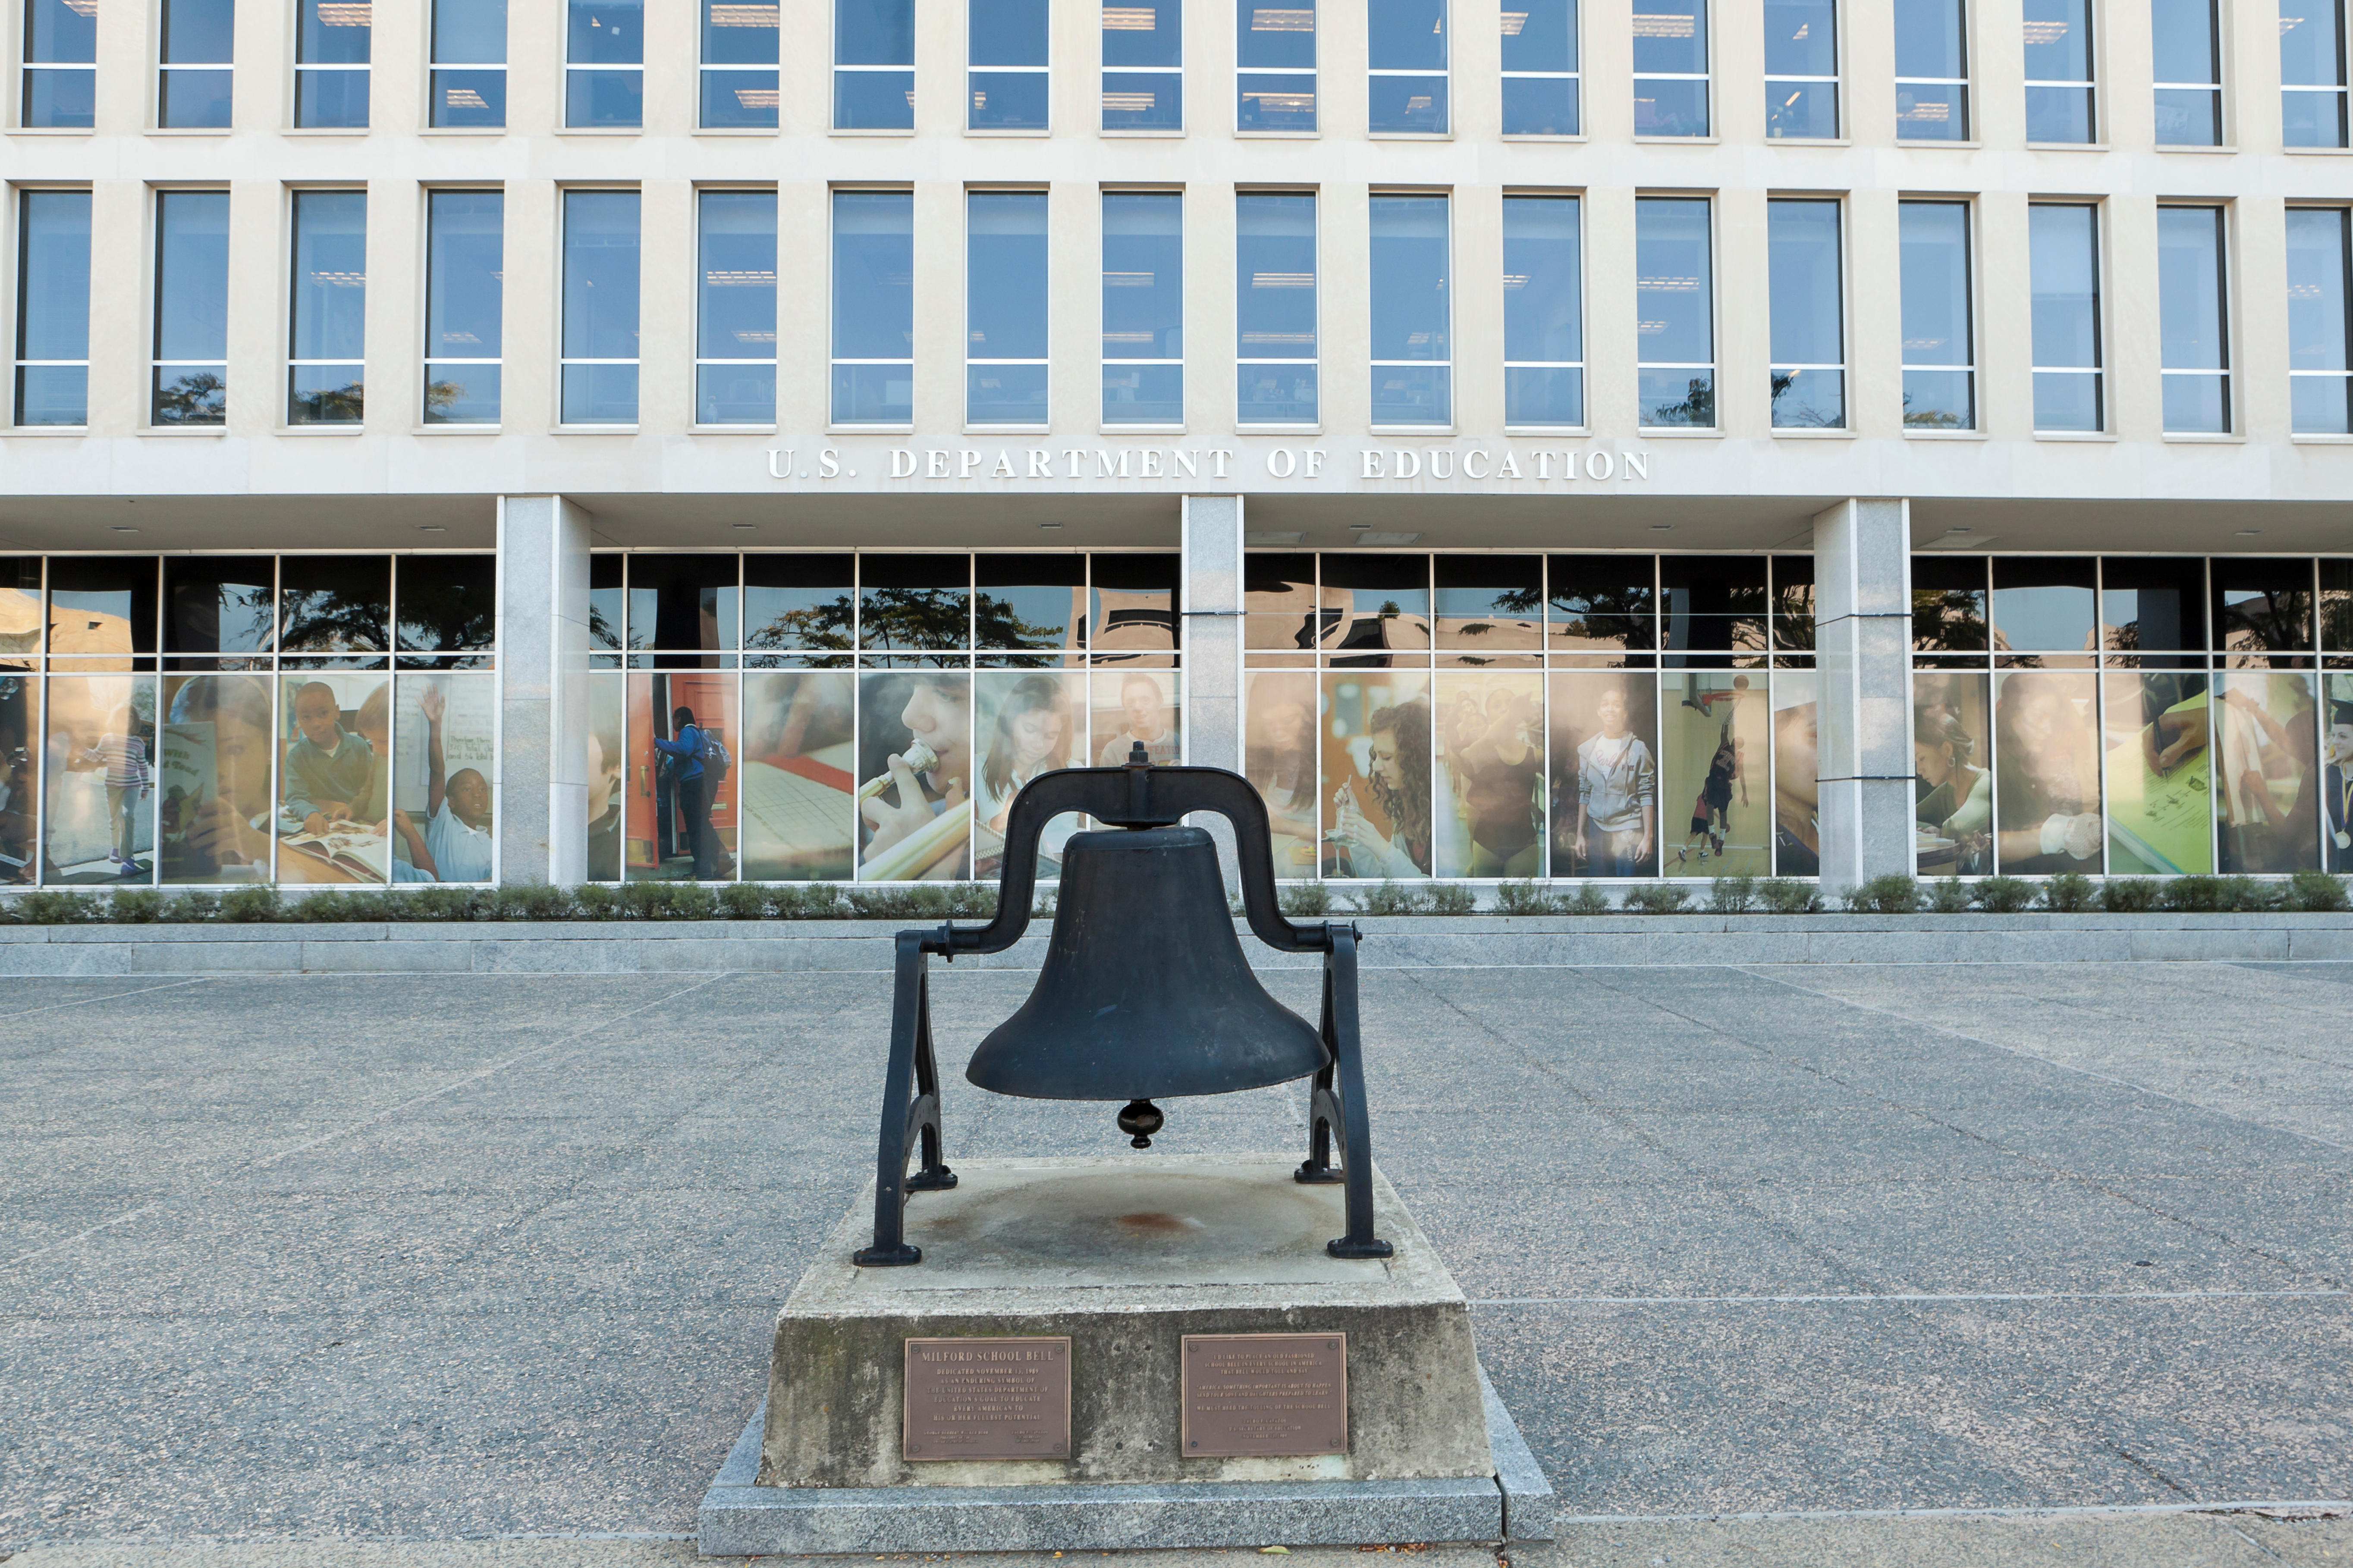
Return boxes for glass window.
[704,0,781,128]
[1238,0,1316,130]
[14,189,89,428]
[1322,554,1430,651]
[2281,0,2348,147]
[832,190,913,426]
[1989,668,2102,874]
[295,0,371,129]
[1772,555,1816,652]
[966,190,1049,426]
[1236,192,1318,426]
[44,671,159,885]
[1317,667,1432,875]
[274,671,391,880]
[1368,0,1447,133]
[977,556,1086,652]
[2029,203,2101,433]
[859,555,971,655]
[971,0,1049,129]
[159,0,235,129]
[2213,559,2315,658]
[836,0,914,129]
[153,190,229,427]
[166,557,276,657]
[1913,667,1990,874]
[287,190,366,426]
[50,557,159,655]
[696,190,778,426]
[22,0,97,128]
[1501,0,1578,135]
[1548,555,1657,655]
[1894,0,1968,138]
[2286,208,2350,436]
[1103,0,1181,129]
[1764,0,1837,138]
[1091,554,1181,652]
[1636,196,1713,428]
[396,555,498,655]
[1662,557,1767,654]
[278,556,390,659]
[2101,667,2210,876]
[589,555,624,652]
[626,554,741,659]
[431,0,507,127]
[1244,552,1317,648]
[1632,0,1706,135]
[1899,200,1973,430]
[2214,668,2320,873]
[1434,555,1542,649]
[2023,0,2094,142]
[1911,555,1988,652]
[1503,195,1582,428]
[2322,560,2353,653]
[566,0,643,128]
[2152,0,2221,145]
[2158,205,2229,435]
[560,190,641,425]
[1369,194,1450,426]
[2100,557,2206,652]
[1767,198,1844,428]
[1433,667,1543,876]
[745,555,856,651]
[1103,191,1184,426]
[424,191,503,425]
[1992,557,2095,655]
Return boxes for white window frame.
[19,0,98,129]
[968,0,1050,133]
[2158,201,2233,435]
[1500,190,1586,432]
[285,186,368,426]
[700,0,782,130]
[1499,0,1580,137]
[1766,194,1848,430]
[11,186,92,427]
[1630,0,1709,138]
[2151,0,2224,145]
[1634,192,1717,430]
[1235,188,1320,431]
[562,0,643,130]
[964,187,1050,431]
[1897,196,1978,433]
[1763,0,1840,139]
[2280,0,2349,145]
[421,186,504,426]
[427,0,507,129]
[1367,189,1453,430]
[292,0,371,129]
[1101,188,1183,430]
[1237,0,1319,135]
[1894,0,1971,139]
[829,185,914,431]
[2028,199,2106,435]
[2022,0,2098,143]
[2286,205,2353,430]
[557,186,640,428]
[1367,0,1449,135]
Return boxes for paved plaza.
[3,957,2351,1565]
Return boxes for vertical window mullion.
[14,189,91,427]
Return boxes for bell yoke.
[854,742,1393,1267]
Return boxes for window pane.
[741,669,855,880]
[154,672,268,882]
[2213,559,2315,655]
[835,68,915,126]
[569,0,643,61]
[50,558,159,655]
[154,191,229,426]
[289,190,366,425]
[431,69,506,125]
[435,0,507,63]
[705,0,780,63]
[2287,208,2351,435]
[1244,554,1317,648]
[2151,0,2217,85]
[860,555,971,653]
[279,556,390,656]
[1897,81,1967,138]
[1764,0,1834,76]
[1090,554,1181,652]
[972,0,1048,64]
[1239,0,1316,69]
[397,555,498,654]
[1910,555,1987,652]
[1103,72,1182,127]
[1549,553,1660,655]
[1503,195,1581,426]
[1105,0,1181,65]
[1103,193,1183,424]
[1636,74,1707,135]
[698,191,777,366]
[1322,554,1430,650]
[295,69,371,129]
[2155,85,2221,145]
[161,0,236,63]
[1662,558,1766,652]
[855,668,970,879]
[1369,195,1450,424]
[27,0,97,62]
[1502,0,1574,71]
[1637,197,1712,425]
[1434,555,1542,649]
[1900,201,1971,429]
[2282,0,2347,86]
[1632,0,1704,73]
[971,69,1049,128]
[745,555,856,651]
[425,190,503,424]
[2101,557,2206,652]
[566,68,644,126]
[160,66,234,128]
[1991,557,2095,655]
[1767,199,1842,429]
[2159,206,2228,433]
[1238,71,1317,127]
[166,557,275,656]
[1368,73,1448,132]
[1368,0,1445,68]
[16,190,91,414]
[562,191,641,361]
[1433,668,1544,878]
[1913,669,1990,875]
[1502,75,1578,133]
[976,555,1085,652]
[1319,669,1430,876]
[38,673,154,884]
[1989,668,2101,874]
[839,0,914,63]
[968,191,1049,424]
[833,189,913,367]
[627,555,740,654]
[1895,0,1964,78]
[1766,80,1837,138]
[2215,670,2320,873]
[2022,0,2091,80]
[298,0,371,63]
[2029,205,2099,370]
[1237,191,1317,408]
[1549,671,1659,876]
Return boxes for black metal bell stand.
[853,744,1393,1267]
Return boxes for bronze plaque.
[1180,1333,1349,1457]
[902,1336,1071,1462]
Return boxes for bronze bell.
[965,825,1329,1139]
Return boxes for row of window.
[15,183,2353,437]
[1910,554,2353,660]
[19,0,2353,148]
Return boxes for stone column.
[1813,498,1915,896]
[1181,495,1246,889]
[496,496,594,885]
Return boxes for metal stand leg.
[855,932,957,1266]
[1294,927,1392,1259]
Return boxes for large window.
[831,190,913,426]
[14,189,89,427]
[1764,0,1837,137]
[966,191,1049,426]
[424,191,504,425]
[152,190,229,426]
[566,0,643,128]
[0,553,497,889]
[1236,192,1318,426]
[1238,0,1316,131]
[1103,0,1181,129]
[1633,0,1706,135]
[2158,205,2229,435]
[1501,0,1578,135]
[2022,0,2094,142]
[835,0,914,128]
[2152,0,2221,144]
[2287,207,2351,435]
[704,0,781,128]
[1103,192,1184,426]
[1898,200,1973,430]
[294,0,369,129]
[971,0,1049,129]
[582,552,1180,884]
[287,190,366,426]
[1767,199,1843,428]
[2281,0,2348,146]
[158,0,235,129]
[1368,0,1447,133]
[1242,552,1818,881]
[560,190,641,426]
[1636,196,1713,428]
[22,0,96,128]
[1502,195,1582,428]
[697,190,778,425]
[1894,0,1968,138]
[2029,203,2102,433]
[430,0,506,127]
[1369,194,1450,427]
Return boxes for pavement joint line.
[1551,1500,2353,1524]
[0,975,211,1025]
[1468,1289,2353,1305]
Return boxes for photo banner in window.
[1991,669,2101,875]
[44,673,156,885]
[1244,667,1320,873]
[2215,670,2321,875]
[1090,666,1180,767]
[2325,674,2353,873]
[586,673,624,881]
[276,673,392,884]
[1771,668,1819,877]
[1320,670,1431,879]
[1662,672,1768,877]
[393,671,496,883]
[1913,670,1992,876]
[0,674,35,884]
[627,672,738,881]
[1433,669,1544,878]
[856,668,972,881]
[1549,670,1660,879]
[740,669,855,882]
[160,673,273,883]
[974,668,1083,881]
[2102,670,2212,876]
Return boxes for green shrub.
[217,886,282,923]
[20,890,97,924]
[945,882,998,920]
[2100,877,2163,913]
[1492,879,1549,916]
[2284,869,2351,913]
[1756,878,1826,914]
[1926,878,1976,913]
[108,888,168,924]
[1280,882,1334,917]
[1706,875,1759,913]
[663,884,718,920]
[291,888,394,922]
[413,885,487,921]
[1844,874,1923,914]
[2162,875,2228,913]
[570,883,621,919]
[1622,883,1693,914]
[716,882,769,921]
[1425,882,1477,916]
[168,889,222,922]
[2039,871,2097,913]
[1031,889,1058,919]
[1558,883,1617,915]
[2220,875,2280,912]
[1347,881,1425,916]
[1976,876,2039,913]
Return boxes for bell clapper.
[1117,1098,1164,1150]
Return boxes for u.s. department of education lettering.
[763,443,1654,486]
